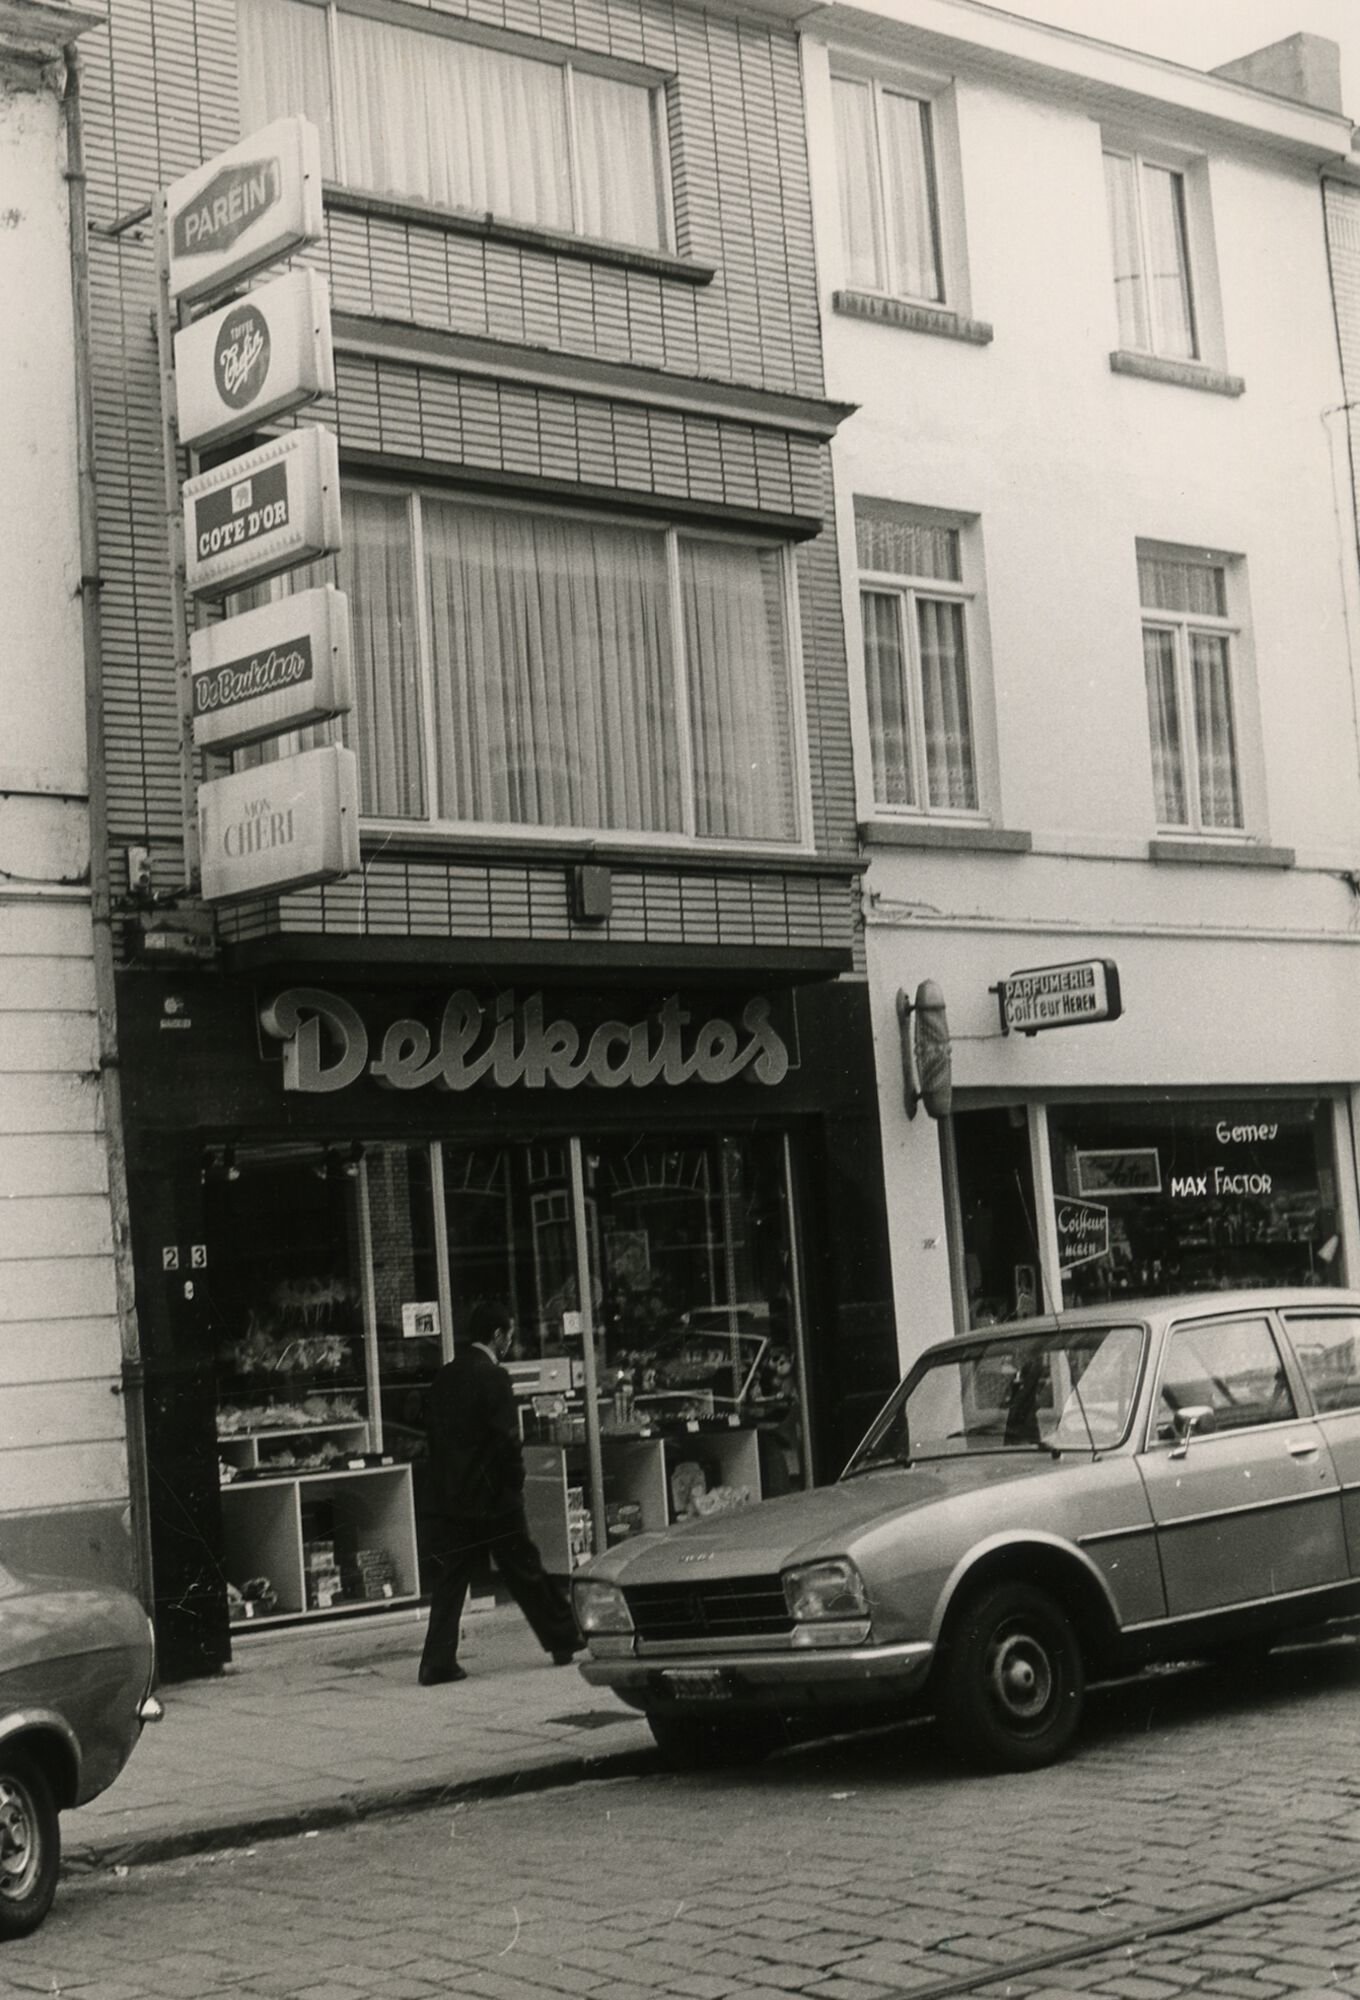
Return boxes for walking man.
[419,1299,580,1685]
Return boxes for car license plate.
[662,1668,730,1702]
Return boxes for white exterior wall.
[0,13,131,1579]
[804,6,1360,1370]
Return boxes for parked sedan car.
[575,1289,1360,1771]
[0,1564,161,1936]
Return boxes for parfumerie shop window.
[248,486,804,847]
[237,0,671,254]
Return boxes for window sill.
[861,819,1031,853]
[832,292,993,346]
[1148,837,1294,868]
[325,185,715,287]
[1109,352,1245,397]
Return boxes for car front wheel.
[0,1750,60,1939]
[940,1581,1085,1772]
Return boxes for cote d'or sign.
[191,586,352,751]
[174,269,334,451]
[198,745,359,904]
[259,988,793,1095]
[183,426,341,598]
[166,116,323,305]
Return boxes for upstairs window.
[858,508,977,814]
[238,0,670,253]
[263,487,802,848]
[1103,150,1197,360]
[832,74,943,303]
[1140,548,1242,833]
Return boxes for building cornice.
[0,0,104,61]
[798,0,1358,167]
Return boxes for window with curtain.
[237,0,668,252]
[832,73,943,303]
[1103,150,1197,360]
[857,507,977,814]
[258,487,801,845]
[1139,548,1242,833]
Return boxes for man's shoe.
[551,1646,580,1666]
[418,1663,468,1686]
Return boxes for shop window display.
[440,1133,808,1571]
[1049,1098,1341,1307]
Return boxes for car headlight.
[782,1558,869,1622]
[572,1578,634,1636]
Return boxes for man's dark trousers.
[420,1510,578,1676]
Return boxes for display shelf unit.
[524,1424,763,1575]
[218,1420,371,1476]
[220,1462,420,1628]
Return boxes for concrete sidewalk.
[64,1601,654,1873]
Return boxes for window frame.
[857,518,985,823]
[267,478,812,856]
[1103,144,1199,363]
[1139,551,1243,837]
[248,0,677,256]
[830,65,947,307]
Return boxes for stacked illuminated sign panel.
[164,117,359,904]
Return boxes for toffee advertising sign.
[175,269,334,450]
[166,116,323,305]
[183,426,341,598]
[259,987,793,1095]
[191,585,352,751]
[198,745,359,904]
[998,958,1122,1036]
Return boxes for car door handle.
[1285,1436,1320,1459]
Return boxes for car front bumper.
[579,1636,936,1713]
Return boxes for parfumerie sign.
[259,988,792,1095]
[184,427,340,597]
[175,268,334,450]
[191,586,352,750]
[166,116,323,305]
[199,746,359,903]
[998,958,1121,1036]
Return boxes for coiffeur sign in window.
[259,987,793,1095]
[166,115,323,305]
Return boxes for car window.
[1155,1315,1294,1440]
[1282,1314,1360,1414]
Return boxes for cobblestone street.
[10,1639,1360,2000]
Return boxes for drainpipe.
[63,43,156,1615]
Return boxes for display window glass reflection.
[1048,1098,1341,1307]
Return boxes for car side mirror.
[1169,1404,1215,1458]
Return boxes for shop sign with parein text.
[166,116,323,305]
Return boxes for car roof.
[925,1287,1360,1354]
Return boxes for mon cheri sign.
[995,958,1122,1037]
[198,745,359,904]
[166,116,323,305]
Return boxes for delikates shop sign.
[260,988,792,1095]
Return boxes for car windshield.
[844,1321,1147,1471]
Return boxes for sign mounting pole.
[153,192,200,890]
